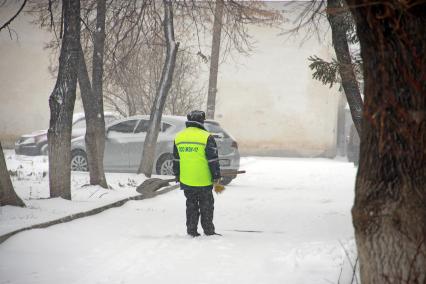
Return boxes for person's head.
[187,110,206,124]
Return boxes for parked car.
[14,112,118,156]
[70,115,240,185]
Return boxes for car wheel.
[71,150,89,172]
[156,154,174,176]
[220,177,234,186]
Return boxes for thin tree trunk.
[347,1,426,283]
[78,0,108,188]
[138,0,179,177]
[336,95,347,156]
[48,0,80,200]
[206,0,224,120]
[0,143,25,207]
[327,0,363,136]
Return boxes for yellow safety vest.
[175,127,212,186]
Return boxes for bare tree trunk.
[327,0,363,135]
[48,0,80,199]
[0,143,25,207]
[206,0,224,120]
[336,94,347,156]
[138,0,179,177]
[348,1,426,283]
[78,0,108,188]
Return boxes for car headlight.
[21,137,36,145]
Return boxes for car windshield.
[204,122,230,138]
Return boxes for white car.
[70,115,241,185]
[15,112,118,156]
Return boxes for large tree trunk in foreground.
[138,0,179,177]
[348,1,426,283]
[206,0,224,120]
[0,143,25,207]
[48,0,80,199]
[78,0,108,188]
[327,0,363,136]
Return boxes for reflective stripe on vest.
[175,127,212,186]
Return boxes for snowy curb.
[0,184,179,245]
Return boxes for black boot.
[188,231,201,237]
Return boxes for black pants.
[184,189,215,235]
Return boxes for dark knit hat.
[187,110,206,124]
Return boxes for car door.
[104,119,138,172]
[71,118,86,139]
[127,120,174,172]
[127,119,149,171]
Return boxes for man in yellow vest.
[173,110,221,237]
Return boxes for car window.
[73,119,86,129]
[135,120,150,133]
[134,121,173,133]
[204,123,229,138]
[108,120,138,133]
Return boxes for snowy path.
[0,157,358,284]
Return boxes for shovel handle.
[220,170,246,177]
[163,170,246,183]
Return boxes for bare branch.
[48,0,54,28]
[0,0,28,32]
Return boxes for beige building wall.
[0,6,84,147]
[0,9,55,146]
[1,2,340,157]
[214,23,341,157]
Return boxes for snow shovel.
[136,170,246,196]
[136,177,178,197]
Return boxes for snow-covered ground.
[0,150,147,235]
[0,150,359,284]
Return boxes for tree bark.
[206,0,224,120]
[327,0,363,136]
[347,1,426,283]
[48,0,80,200]
[78,0,108,188]
[0,143,25,207]
[138,0,179,177]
